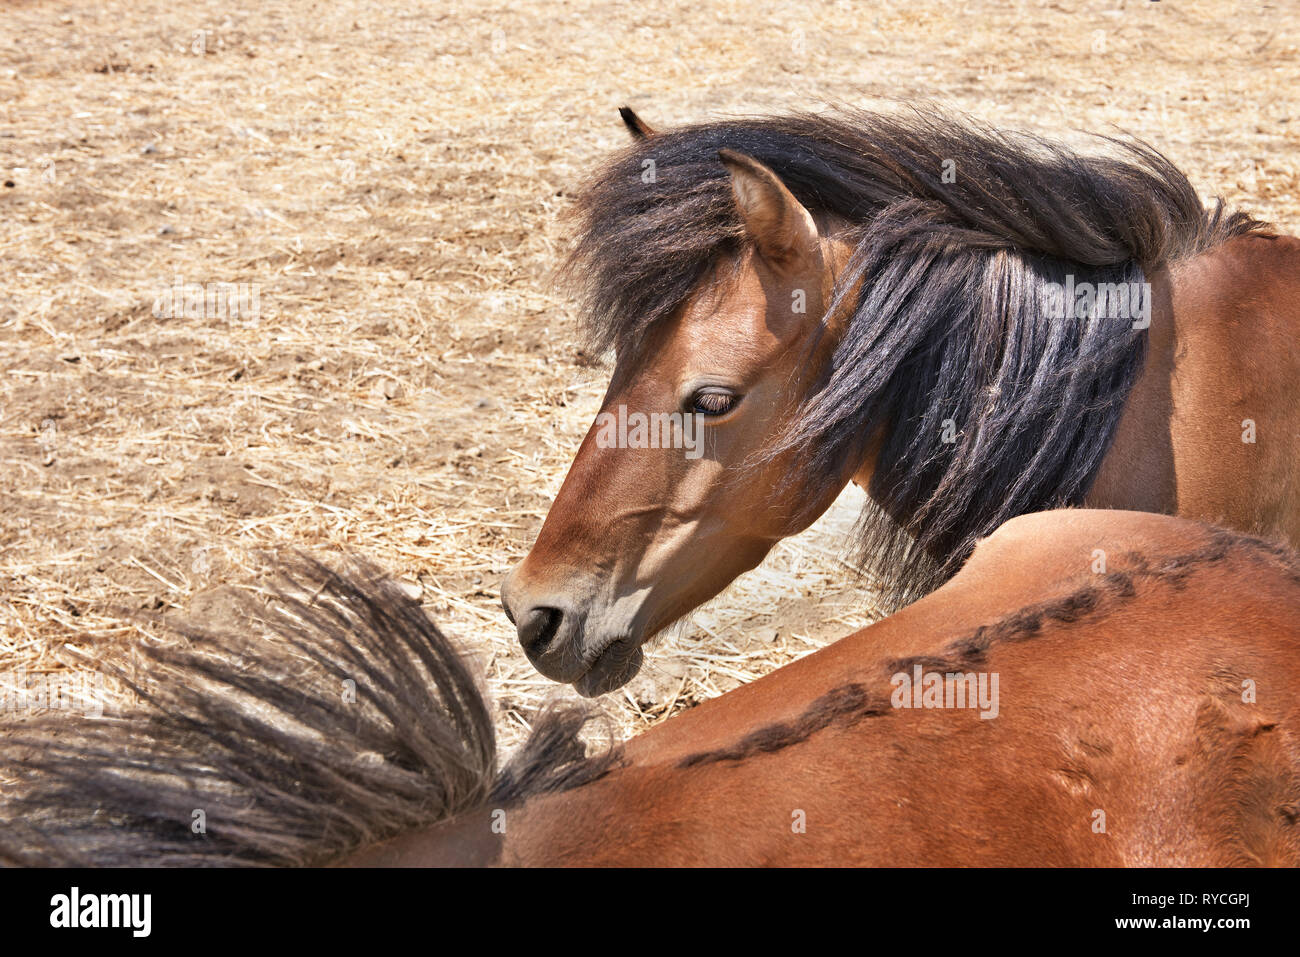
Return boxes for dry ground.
[2,0,1298,749]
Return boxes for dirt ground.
[2,0,1298,749]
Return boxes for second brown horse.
[6,509,1298,866]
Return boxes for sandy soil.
[2,0,1297,747]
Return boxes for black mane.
[0,560,618,867]
[566,107,1264,607]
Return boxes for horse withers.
[501,107,1300,695]
[5,510,1298,866]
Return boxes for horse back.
[505,511,1300,865]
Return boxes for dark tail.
[0,558,613,867]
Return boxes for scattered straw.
[2,0,1297,749]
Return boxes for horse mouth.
[573,637,644,697]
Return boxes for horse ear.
[618,106,656,140]
[718,148,820,271]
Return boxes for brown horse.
[501,107,1300,695]
[5,510,1298,866]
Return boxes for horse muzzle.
[501,572,646,695]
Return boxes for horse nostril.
[518,606,564,658]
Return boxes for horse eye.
[691,389,739,417]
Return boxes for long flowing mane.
[565,107,1266,607]
[0,560,618,867]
